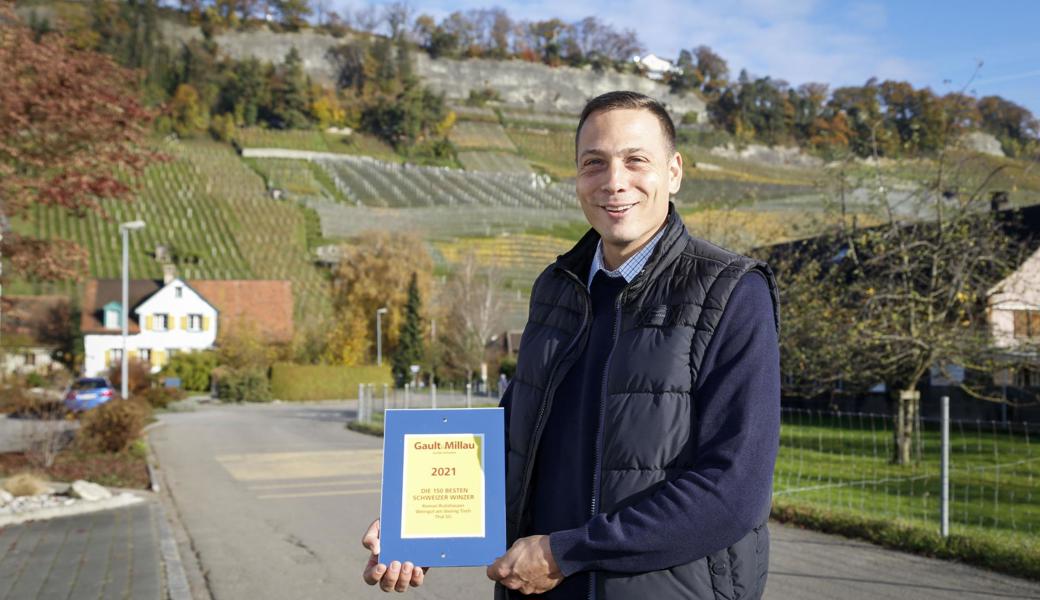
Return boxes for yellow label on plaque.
[401,433,485,539]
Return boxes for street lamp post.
[120,220,145,400]
[375,307,388,366]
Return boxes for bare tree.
[382,1,413,40]
[440,253,504,383]
[353,3,380,33]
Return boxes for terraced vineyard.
[506,127,575,178]
[457,151,532,173]
[17,139,331,320]
[305,198,582,239]
[247,158,327,197]
[314,156,575,209]
[448,121,517,151]
[236,127,401,163]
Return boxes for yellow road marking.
[257,488,381,500]
[217,449,382,481]
[248,478,380,491]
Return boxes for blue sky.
[332,0,1040,116]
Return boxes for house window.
[175,286,183,298]
[154,314,170,331]
[25,352,36,366]
[104,309,121,329]
[109,348,123,366]
[1013,310,1040,339]
[139,348,151,363]
[188,314,203,332]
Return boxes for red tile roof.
[188,280,294,343]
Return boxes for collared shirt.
[586,226,667,289]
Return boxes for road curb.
[156,500,192,600]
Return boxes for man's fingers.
[486,558,509,582]
[363,561,387,586]
[362,519,381,554]
[395,562,414,592]
[380,561,402,592]
[410,566,426,587]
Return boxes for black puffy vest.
[499,205,779,600]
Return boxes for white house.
[989,245,1040,350]
[632,53,681,81]
[82,277,218,377]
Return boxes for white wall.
[988,247,1040,349]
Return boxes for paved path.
[150,402,1040,600]
[0,500,164,600]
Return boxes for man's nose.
[603,159,628,194]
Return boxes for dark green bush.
[214,367,271,402]
[161,350,217,391]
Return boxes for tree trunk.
[893,389,920,465]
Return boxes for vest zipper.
[515,269,591,540]
[588,291,624,600]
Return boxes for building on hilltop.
[81,271,293,377]
[632,53,681,81]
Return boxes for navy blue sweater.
[504,270,780,598]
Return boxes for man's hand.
[486,535,563,595]
[361,519,428,592]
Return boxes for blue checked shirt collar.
[587,226,666,289]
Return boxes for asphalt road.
[149,402,1040,600]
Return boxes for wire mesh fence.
[351,389,1038,541]
[774,407,1038,538]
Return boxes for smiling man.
[363,91,781,599]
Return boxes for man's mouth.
[602,203,637,214]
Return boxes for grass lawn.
[774,409,1039,580]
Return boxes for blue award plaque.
[379,408,506,567]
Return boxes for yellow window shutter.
[150,351,160,367]
[202,316,211,331]
[129,350,138,360]
[181,316,188,330]
[145,315,153,331]
[105,350,111,366]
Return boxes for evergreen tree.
[392,273,425,385]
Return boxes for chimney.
[163,263,177,285]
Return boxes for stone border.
[0,492,144,527]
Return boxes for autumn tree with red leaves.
[0,3,158,283]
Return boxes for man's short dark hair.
[575,91,677,159]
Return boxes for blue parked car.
[64,377,116,412]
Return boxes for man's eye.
[584,160,602,167]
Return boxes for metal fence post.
[431,383,437,409]
[357,383,365,423]
[941,395,950,538]
[466,382,472,409]
[383,384,389,413]
[404,383,410,409]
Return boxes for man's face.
[575,108,682,263]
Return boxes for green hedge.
[270,363,393,401]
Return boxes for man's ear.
[668,152,683,195]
